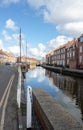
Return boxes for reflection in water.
[45,70,77,99]
[77,79,83,121]
[25,67,83,125]
[45,70,83,124]
[26,67,45,82]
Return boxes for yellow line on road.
[0,74,15,130]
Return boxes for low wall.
[32,88,83,130]
[42,65,83,78]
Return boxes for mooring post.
[26,86,32,129]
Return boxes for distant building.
[17,56,27,63]
[0,50,16,64]
[0,50,8,63]
[4,51,16,63]
[17,56,39,65]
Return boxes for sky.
[0,0,83,60]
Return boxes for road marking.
[0,75,14,108]
[0,74,15,130]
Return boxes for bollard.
[26,86,32,129]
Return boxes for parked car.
[5,62,11,65]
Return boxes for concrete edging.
[32,88,83,130]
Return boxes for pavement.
[0,65,42,130]
[0,65,19,130]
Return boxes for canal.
[24,66,83,126]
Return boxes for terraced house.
[78,34,83,68]
[0,49,16,64]
[46,34,83,69]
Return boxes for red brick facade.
[78,35,83,68]
[46,35,83,69]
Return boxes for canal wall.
[41,64,83,78]
[32,88,83,130]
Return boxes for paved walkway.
[0,65,19,130]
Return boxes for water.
[24,66,83,126]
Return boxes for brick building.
[66,39,78,69]
[0,50,16,64]
[45,34,83,69]
[78,34,83,68]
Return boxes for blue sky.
[0,0,83,59]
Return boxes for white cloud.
[48,35,72,50]
[12,33,19,43]
[29,48,39,56]
[27,0,83,37]
[5,19,18,30]
[38,43,46,51]
[2,30,12,42]
[7,45,20,56]
[0,40,4,49]
[2,29,25,45]
[42,0,83,24]
[56,22,83,37]
[27,0,45,9]
[2,30,20,44]
[29,47,43,58]
[27,43,47,59]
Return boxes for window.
[79,56,82,63]
[63,60,65,65]
[67,52,69,57]
[70,52,71,57]
[63,48,65,52]
[73,44,76,49]
[73,51,75,57]
[80,37,83,42]
[67,59,69,64]
[63,54,65,59]
[80,46,82,53]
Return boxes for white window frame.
[73,51,75,57]
[79,55,82,63]
[80,37,83,42]
[80,46,82,53]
